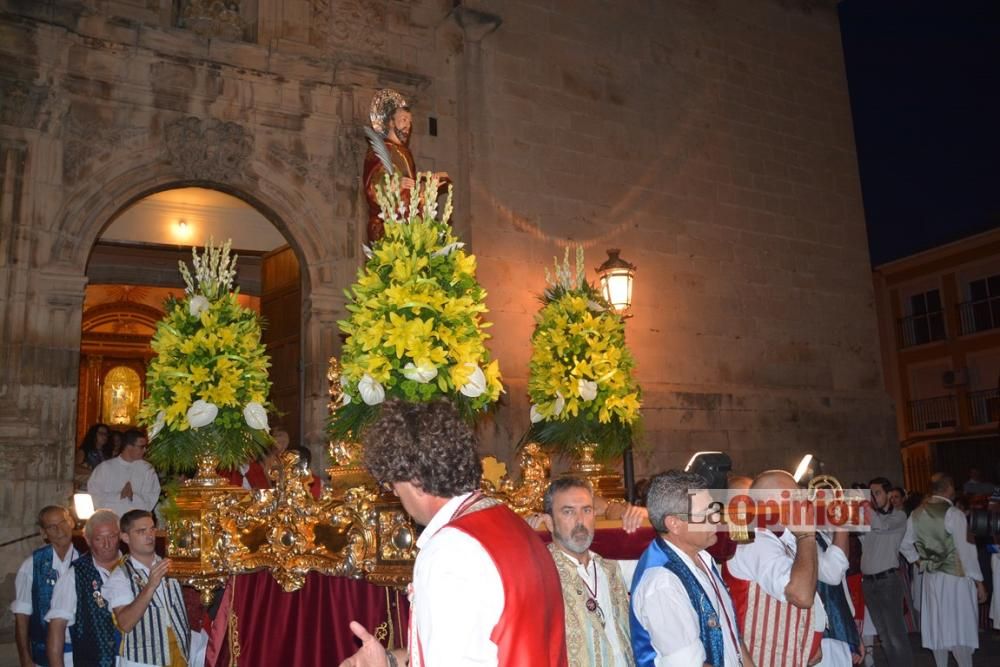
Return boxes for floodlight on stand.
[73,493,95,521]
[596,249,636,317]
[684,451,732,490]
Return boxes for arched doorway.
[78,186,304,456]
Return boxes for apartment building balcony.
[958,295,1000,336]
[907,390,1000,435]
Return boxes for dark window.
[901,289,946,347]
[962,274,1000,334]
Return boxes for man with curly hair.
[339,399,568,667]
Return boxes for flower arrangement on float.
[329,172,503,441]
[138,239,274,473]
[526,248,642,461]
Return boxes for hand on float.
[339,621,393,667]
[620,505,648,534]
[525,512,553,532]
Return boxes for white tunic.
[900,496,983,650]
[86,456,161,517]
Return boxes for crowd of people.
[13,404,997,666]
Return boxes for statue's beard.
[393,126,410,145]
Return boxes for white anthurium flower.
[362,244,374,259]
[553,392,566,417]
[459,364,488,398]
[186,400,219,429]
[243,401,269,432]
[148,411,166,441]
[578,379,598,402]
[431,242,465,258]
[358,374,385,406]
[402,361,438,384]
[529,404,544,424]
[341,392,352,406]
[189,295,210,317]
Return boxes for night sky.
[838,0,1000,266]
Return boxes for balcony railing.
[958,296,1000,335]
[968,388,1000,426]
[908,395,958,432]
[897,310,947,348]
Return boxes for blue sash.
[816,534,860,650]
[630,536,728,666]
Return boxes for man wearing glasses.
[87,429,160,518]
[10,505,78,667]
[630,470,752,667]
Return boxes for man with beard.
[45,510,122,667]
[363,88,450,242]
[543,478,635,667]
[631,471,752,667]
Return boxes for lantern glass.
[601,268,633,313]
[73,493,95,521]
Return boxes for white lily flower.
[358,374,385,406]
[553,392,566,417]
[431,242,466,258]
[186,399,218,429]
[459,364,488,398]
[402,361,438,384]
[189,295,210,317]
[529,405,544,423]
[578,379,598,402]
[243,401,269,431]
[149,411,166,441]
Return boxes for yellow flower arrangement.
[526,248,642,460]
[329,172,503,440]
[138,240,273,473]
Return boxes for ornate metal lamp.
[596,249,636,317]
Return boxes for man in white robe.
[900,473,986,667]
[87,429,160,517]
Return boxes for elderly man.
[102,510,190,667]
[727,470,821,667]
[542,477,635,667]
[87,429,160,518]
[339,399,567,667]
[11,505,79,667]
[630,470,752,667]
[45,510,121,667]
[901,473,986,667]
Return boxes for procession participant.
[220,459,268,489]
[814,528,863,666]
[543,477,635,667]
[11,506,79,667]
[45,510,121,667]
[857,477,912,665]
[87,429,160,518]
[102,510,191,667]
[363,89,450,243]
[339,399,567,667]
[630,470,752,667]
[727,470,822,667]
[900,473,986,667]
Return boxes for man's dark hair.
[891,486,905,497]
[120,509,155,533]
[929,472,954,495]
[543,477,593,516]
[37,505,71,527]
[362,399,481,498]
[123,429,145,448]
[869,477,892,494]
[646,470,708,533]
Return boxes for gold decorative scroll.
[480,442,550,516]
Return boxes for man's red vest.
[448,503,569,667]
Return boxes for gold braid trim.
[228,575,241,666]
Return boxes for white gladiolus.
[529,405,544,423]
[149,411,166,441]
[186,400,218,429]
[189,295,210,317]
[358,374,385,406]
[459,364,487,398]
[243,401,269,431]
[578,379,598,402]
[402,361,438,384]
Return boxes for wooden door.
[261,245,302,446]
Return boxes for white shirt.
[87,456,161,518]
[101,556,182,667]
[632,540,742,667]
[554,549,631,667]
[45,554,120,626]
[410,492,504,667]
[900,496,983,581]
[10,545,78,654]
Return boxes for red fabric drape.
[539,526,657,560]
[209,571,409,667]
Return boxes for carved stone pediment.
[178,0,245,41]
[164,116,253,181]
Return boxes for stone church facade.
[0,0,897,628]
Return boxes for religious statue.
[363,88,450,242]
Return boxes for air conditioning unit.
[942,368,969,388]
